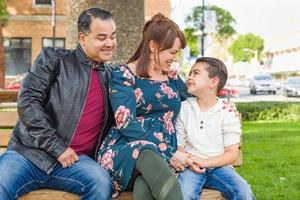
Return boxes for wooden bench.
[0,90,18,102]
[0,110,242,200]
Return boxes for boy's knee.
[234,182,255,200]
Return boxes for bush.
[236,102,300,121]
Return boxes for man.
[0,7,116,200]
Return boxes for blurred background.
[0,0,300,102]
[0,1,299,200]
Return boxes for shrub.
[236,102,300,121]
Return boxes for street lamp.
[200,0,205,56]
[51,0,56,48]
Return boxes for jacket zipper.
[94,67,109,159]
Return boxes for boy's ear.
[209,77,220,89]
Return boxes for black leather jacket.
[8,45,115,174]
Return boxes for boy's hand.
[190,164,206,174]
[188,154,205,168]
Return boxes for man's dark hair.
[195,57,228,93]
[78,7,113,35]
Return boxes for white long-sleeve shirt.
[176,97,241,159]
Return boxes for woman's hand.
[222,100,240,117]
[170,156,185,172]
[170,150,191,171]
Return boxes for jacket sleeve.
[17,48,68,158]
[109,66,157,142]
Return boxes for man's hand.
[57,147,79,168]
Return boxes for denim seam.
[50,175,85,193]
[0,182,14,199]
[207,173,236,200]
[16,180,45,198]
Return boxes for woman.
[98,13,187,200]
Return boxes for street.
[223,87,300,103]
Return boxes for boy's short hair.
[195,57,228,93]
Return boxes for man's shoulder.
[41,47,75,59]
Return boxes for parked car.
[249,74,276,94]
[283,77,300,97]
[5,80,21,90]
[218,87,239,98]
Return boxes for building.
[264,30,300,78]
[3,0,170,80]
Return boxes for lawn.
[237,121,300,200]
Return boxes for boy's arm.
[190,144,239,168]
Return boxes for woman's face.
[157,37,181,73]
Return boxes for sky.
[171,0,300,40]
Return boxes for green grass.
[237,121,300,200]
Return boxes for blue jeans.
[0,150,112,200]
[178,165,255,200]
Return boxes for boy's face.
[186,62,218,95]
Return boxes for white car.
[283,77,300,97]
[249,74,277,94]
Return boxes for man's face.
[79,18,117,63]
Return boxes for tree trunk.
[0,22,5,89]
[66,0,144,65]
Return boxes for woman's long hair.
[127,13,186,78]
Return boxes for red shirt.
[70,69,104,156]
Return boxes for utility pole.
[51,0,56,48]
[200,0,205,56]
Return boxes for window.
[33,0,51,6]
[42,38,65,49]
[4,38,32,76]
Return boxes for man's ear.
[149,40,158,53]
[78,32,86,45]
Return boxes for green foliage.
[184,5,236,56]
[183,28,199,56]
[238,121,300,200]
[236,102,300,121]
[0,0,9,25]
[228,33,264,63]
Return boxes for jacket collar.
[75,44,105,70]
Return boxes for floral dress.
[97,64,188,194]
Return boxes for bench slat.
[0,111,18,128]
[0,90,18,102]
[19,189,224,200]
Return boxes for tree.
[0,0,8,88]
[66,0,144,65]
[228,33,264,63]
[184,5,236,56]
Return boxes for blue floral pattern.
[97,64,188,193]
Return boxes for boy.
[175,57,255,200]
